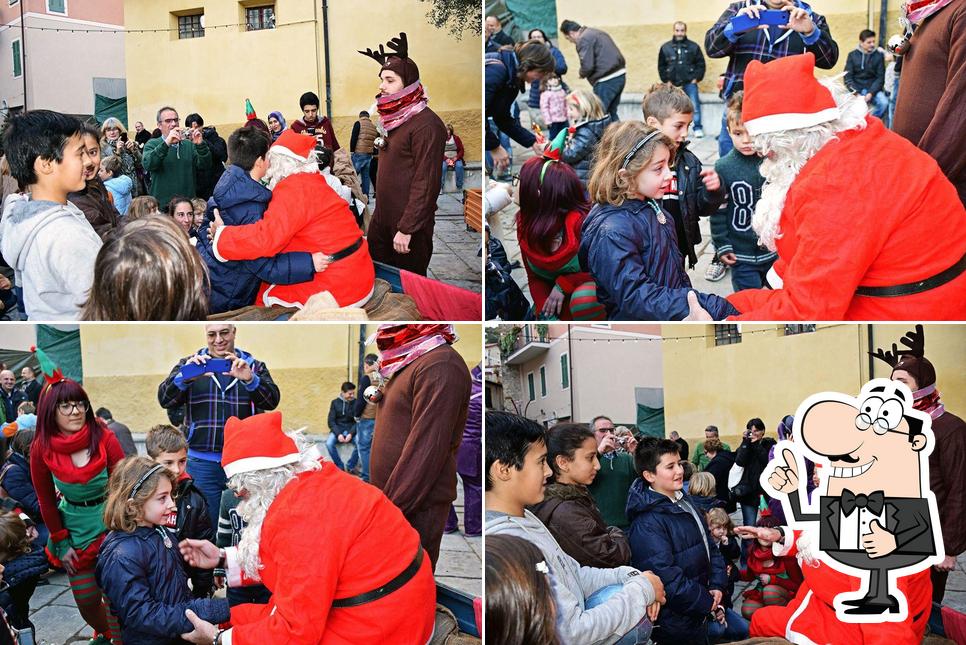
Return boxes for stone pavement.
[369,193,482,294]
[33,448,481,644]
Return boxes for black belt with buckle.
[64,494,107,508]
[855,251,966,298]
[328,237,364,262]
[331,547,424,608]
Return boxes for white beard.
[751,77,871,252]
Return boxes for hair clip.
[535,561,550,574]
[129,464,165,500]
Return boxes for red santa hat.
[222,411,301,479]
[271,129,316,161]
[742,53,840,136]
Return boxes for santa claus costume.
[871,325,966,603]
[359,32,447,275]
[214,412,436,644]
[212,129,375,309]
[750,529,931,644]
[725,53,966,320]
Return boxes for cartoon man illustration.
[765,378,943,621]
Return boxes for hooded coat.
[0,194,102,320]
[561,116,611,184]
[626,479,728,643]
[485,508,655,645]
[195,164,316,314]
[529,482,632,568]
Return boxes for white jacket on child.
[0,193,101,320]
[486,509,655,645]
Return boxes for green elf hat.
[539,128,569,185]
[30,345,64,394]
[245,98,257,121]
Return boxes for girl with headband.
[578,121,738,320]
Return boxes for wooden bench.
[463,188,483,233]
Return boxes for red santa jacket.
[212,172,375,308]
[750,530,931,645]
[728,117,966,320]
[227,462,435,644]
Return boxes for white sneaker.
[694,127,705,139]
[705,260,727,282]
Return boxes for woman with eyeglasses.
[30,377,125,644]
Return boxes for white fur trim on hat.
[223,452,301,479]
[744,107,841,136]
[270,145,313,162]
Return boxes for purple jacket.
[456,365,482,477]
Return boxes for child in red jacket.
[741,513,803,619]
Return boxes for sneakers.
[705,259,727,282]
[89,635,112,645]
[694,127,705,139]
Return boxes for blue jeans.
[485,118,512,179]
[441,159,465,192]
[351,152,372,196]
[187,456,227,531]
[586,584,653,644]
[707,608,750,641]
[730,262,771,292]
[888,76,900,130]
[856,88,890,119]
[356,418,375,483]
[682,82,703,130]
[739,502,760,568]
[594,74,626,123]
[718,112,734,158]
[326,432,358,471]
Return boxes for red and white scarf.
[913,384,945,419]
[377,81,429,132]
[375,324,457,379]
[904,0,955,25]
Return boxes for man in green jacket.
[142,106,211,208]
[586,415,638,530]
[691,424,732,470]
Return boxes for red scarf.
[43,422,108,484]
[517,210,584,271]
[375,324,456,379]
[377,81,429,132]
[913,384,945,419]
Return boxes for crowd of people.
[484,1,966,322]
[0,323,480,642]
[485,326,966,644]
[0,31,465,321]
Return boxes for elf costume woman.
[359,32,446,276]
[29,349,124,644]
[516,130,605,320]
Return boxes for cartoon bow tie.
[840,489,885,516]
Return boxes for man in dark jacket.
[195,127,320,314]
[17,366,40,406]
[485,15,514,53]
[705,0,839,156]
[95,407,138,457]
[844,29,888,119]
[326,381,358,473]
[561,20,627,122]
[186,113,227,200]
[702,438,737,512]
[669,431,690,461]
[627,438,740,643]
[485,47,547,173]
[0,370,26,424]
[734,417,776,566]
[158,324,280,529]
[658,22,707,137]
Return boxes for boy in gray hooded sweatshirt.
[0,110,102,320]
[485,411,665,644]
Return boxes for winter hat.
[270,129,316,161]
[359,32,420,86]
[742,53,839,136]
[222,411,300,479]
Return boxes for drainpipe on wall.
[321,0,332,120]
[19,0,26,110]
[567,330,574,421]
[879,0,890,47]
[866,325,876,383]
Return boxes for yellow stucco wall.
[660,324,966,448]
[79,323,481,434]
[124,0,481,160]
[553,0,902,95]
